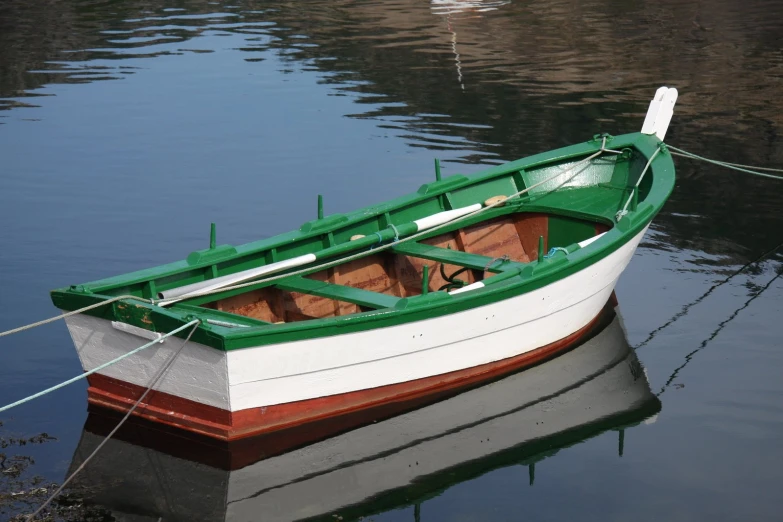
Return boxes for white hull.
[69,311,658,522]
[64,227,648,413]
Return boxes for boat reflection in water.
[68,302,660,522]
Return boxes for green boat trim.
[50,132,675,351]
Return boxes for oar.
[158,204,482,304]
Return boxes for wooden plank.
[453,228,483,283]
[332,254,403,308]
[460,218,528,263]
[280,271,338,320]
[270,287,286,323]
[216,287,283,323]
[513,213,548,262]
[394,233,475,295]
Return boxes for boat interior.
[65,141,658,330]
[202,212,610,324]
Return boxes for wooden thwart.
[276,276,401,310]
[391,242,524,273]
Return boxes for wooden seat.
[391,242,524,273]
[275,276,401,310]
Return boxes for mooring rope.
[26,320,201,521]
[0,294,152,338]
[667,145,783,181]
[615,145,663,222]
[0,319,200,414]
[717,160,783,173]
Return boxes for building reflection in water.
[430,0,513,90]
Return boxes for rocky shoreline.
[0,421,110,522]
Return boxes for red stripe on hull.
[87,301,616,444]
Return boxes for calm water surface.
[1,0,782,520]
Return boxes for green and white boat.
[50,87,678,441]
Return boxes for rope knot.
[484,254,510,272]
[387,224,401,242]
[544,247,569,259]
[369,231,384,249]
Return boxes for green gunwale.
[50,132,675,351]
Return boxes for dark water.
[1,0,782,520]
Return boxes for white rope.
[26,321,201,521]
[156,140,617,306]
[615,145,662,222]
[719,160,783,174]
[0,319,200,414]
[667,145,783,181]
[0,294,152,338]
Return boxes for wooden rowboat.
[68,305,660,522]
[51,88,677,441]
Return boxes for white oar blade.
[641,86,678,141]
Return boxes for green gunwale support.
[631,187,639,211]
[434,158,442,181]
[185,222,237,266]
[144,280,157,299]
[512,169,526,193]
[317,194,324,220]
[416,175,468,195]
[537,236,545,263]
[422,265,430,295]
